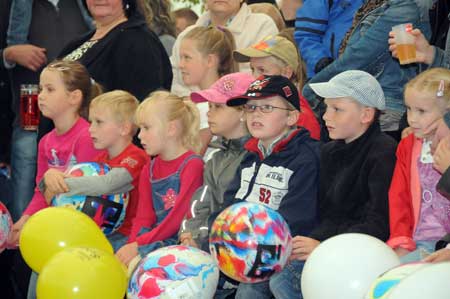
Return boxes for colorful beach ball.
[209,202,292,283]
[0,202,13,252]
[366,262,430,299]
[52,162,129,235]
[127,245,219,299]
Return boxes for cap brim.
[309,81,352,99]
[233,48,271,63]
[191,89,229,104]
[227,93,277,107]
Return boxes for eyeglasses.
[243,104,293,113]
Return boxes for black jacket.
[38,15,173,139]
[310,122,397,242]
[59,16,172,100]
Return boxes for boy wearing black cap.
[216,75,320,299]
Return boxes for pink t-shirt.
[23,118,104,215]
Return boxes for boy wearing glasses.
[215,75,320,298]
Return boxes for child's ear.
[207,54,219,69]
[69,89,83,106]
[281,66,294,80]
[119,121,133,136]
[166,120,179,137]
[360,107,376,124]
[287,109,300,126]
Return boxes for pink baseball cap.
[191,72,255,104]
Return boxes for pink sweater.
[23,118,104,215]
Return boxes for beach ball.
[0,202,12,252]
[387,262,450,299]
[301,233,400,299]
[52,162,129,235]
[209,202,292,283]
[127,245,219,299]
[366,262,429,299]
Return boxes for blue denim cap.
[309,70,386,110]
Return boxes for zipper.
[241,158,263,201]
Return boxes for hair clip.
[90,78,96,85]
[437,79,445,97]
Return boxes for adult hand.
[401,127,414,139]
[423,248,450,263]
[43,169,69,195]
[3,44,47,71]
[388,29,435,65]
[6,215,30,248]
[290,236,320,261]
[179,232,199,248]
[116,242,139,266]
[425,118,450,153]
[433,136,450,174]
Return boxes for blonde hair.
[405,68,450,109]
[142,0,176,37]
[249,3,285,32]
[45,60,102,118]
[136,91,201,153]
[183,26,238,76]
[90,90,140,134]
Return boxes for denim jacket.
[303,0,432,114]
[7,0,92,46]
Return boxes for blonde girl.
[388,68,450,263]
[177,25,238,153]
[116,91,204,266]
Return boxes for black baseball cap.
[226,75,300,111]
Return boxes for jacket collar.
[245,127,304,159]
[210,135,251,151]
[196,3,251,34]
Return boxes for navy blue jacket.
[213,129,320,237]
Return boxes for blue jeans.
[236,260,305,299]
[400,240,437,264]
[10,126,37,221]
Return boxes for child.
[173,8,199,36]
[179,72,254,250]
[218,75,320,299]
[115,91,204,267]
[176,26,238,153]
[41,90,149,246]
[7,60,103,246]
[233,34,321,140]
[388,68,450,263]
[269,70,397,299]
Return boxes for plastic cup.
[392,23,417,65]
[20,84,40,131]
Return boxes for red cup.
[20,84,40,131]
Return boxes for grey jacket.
[179,136,249,250]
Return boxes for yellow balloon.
[19,207,113,273]
[37,247,127,299]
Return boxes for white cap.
[309,70,386,110]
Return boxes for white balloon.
[387,262,450,299]
[301,233,400,299]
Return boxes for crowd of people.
[0,0,449,298]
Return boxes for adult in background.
[302,0,432,141]
[143,0,176,56]
[294,0,364,79]
[170,0,278,96]
[37,0,173,139]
